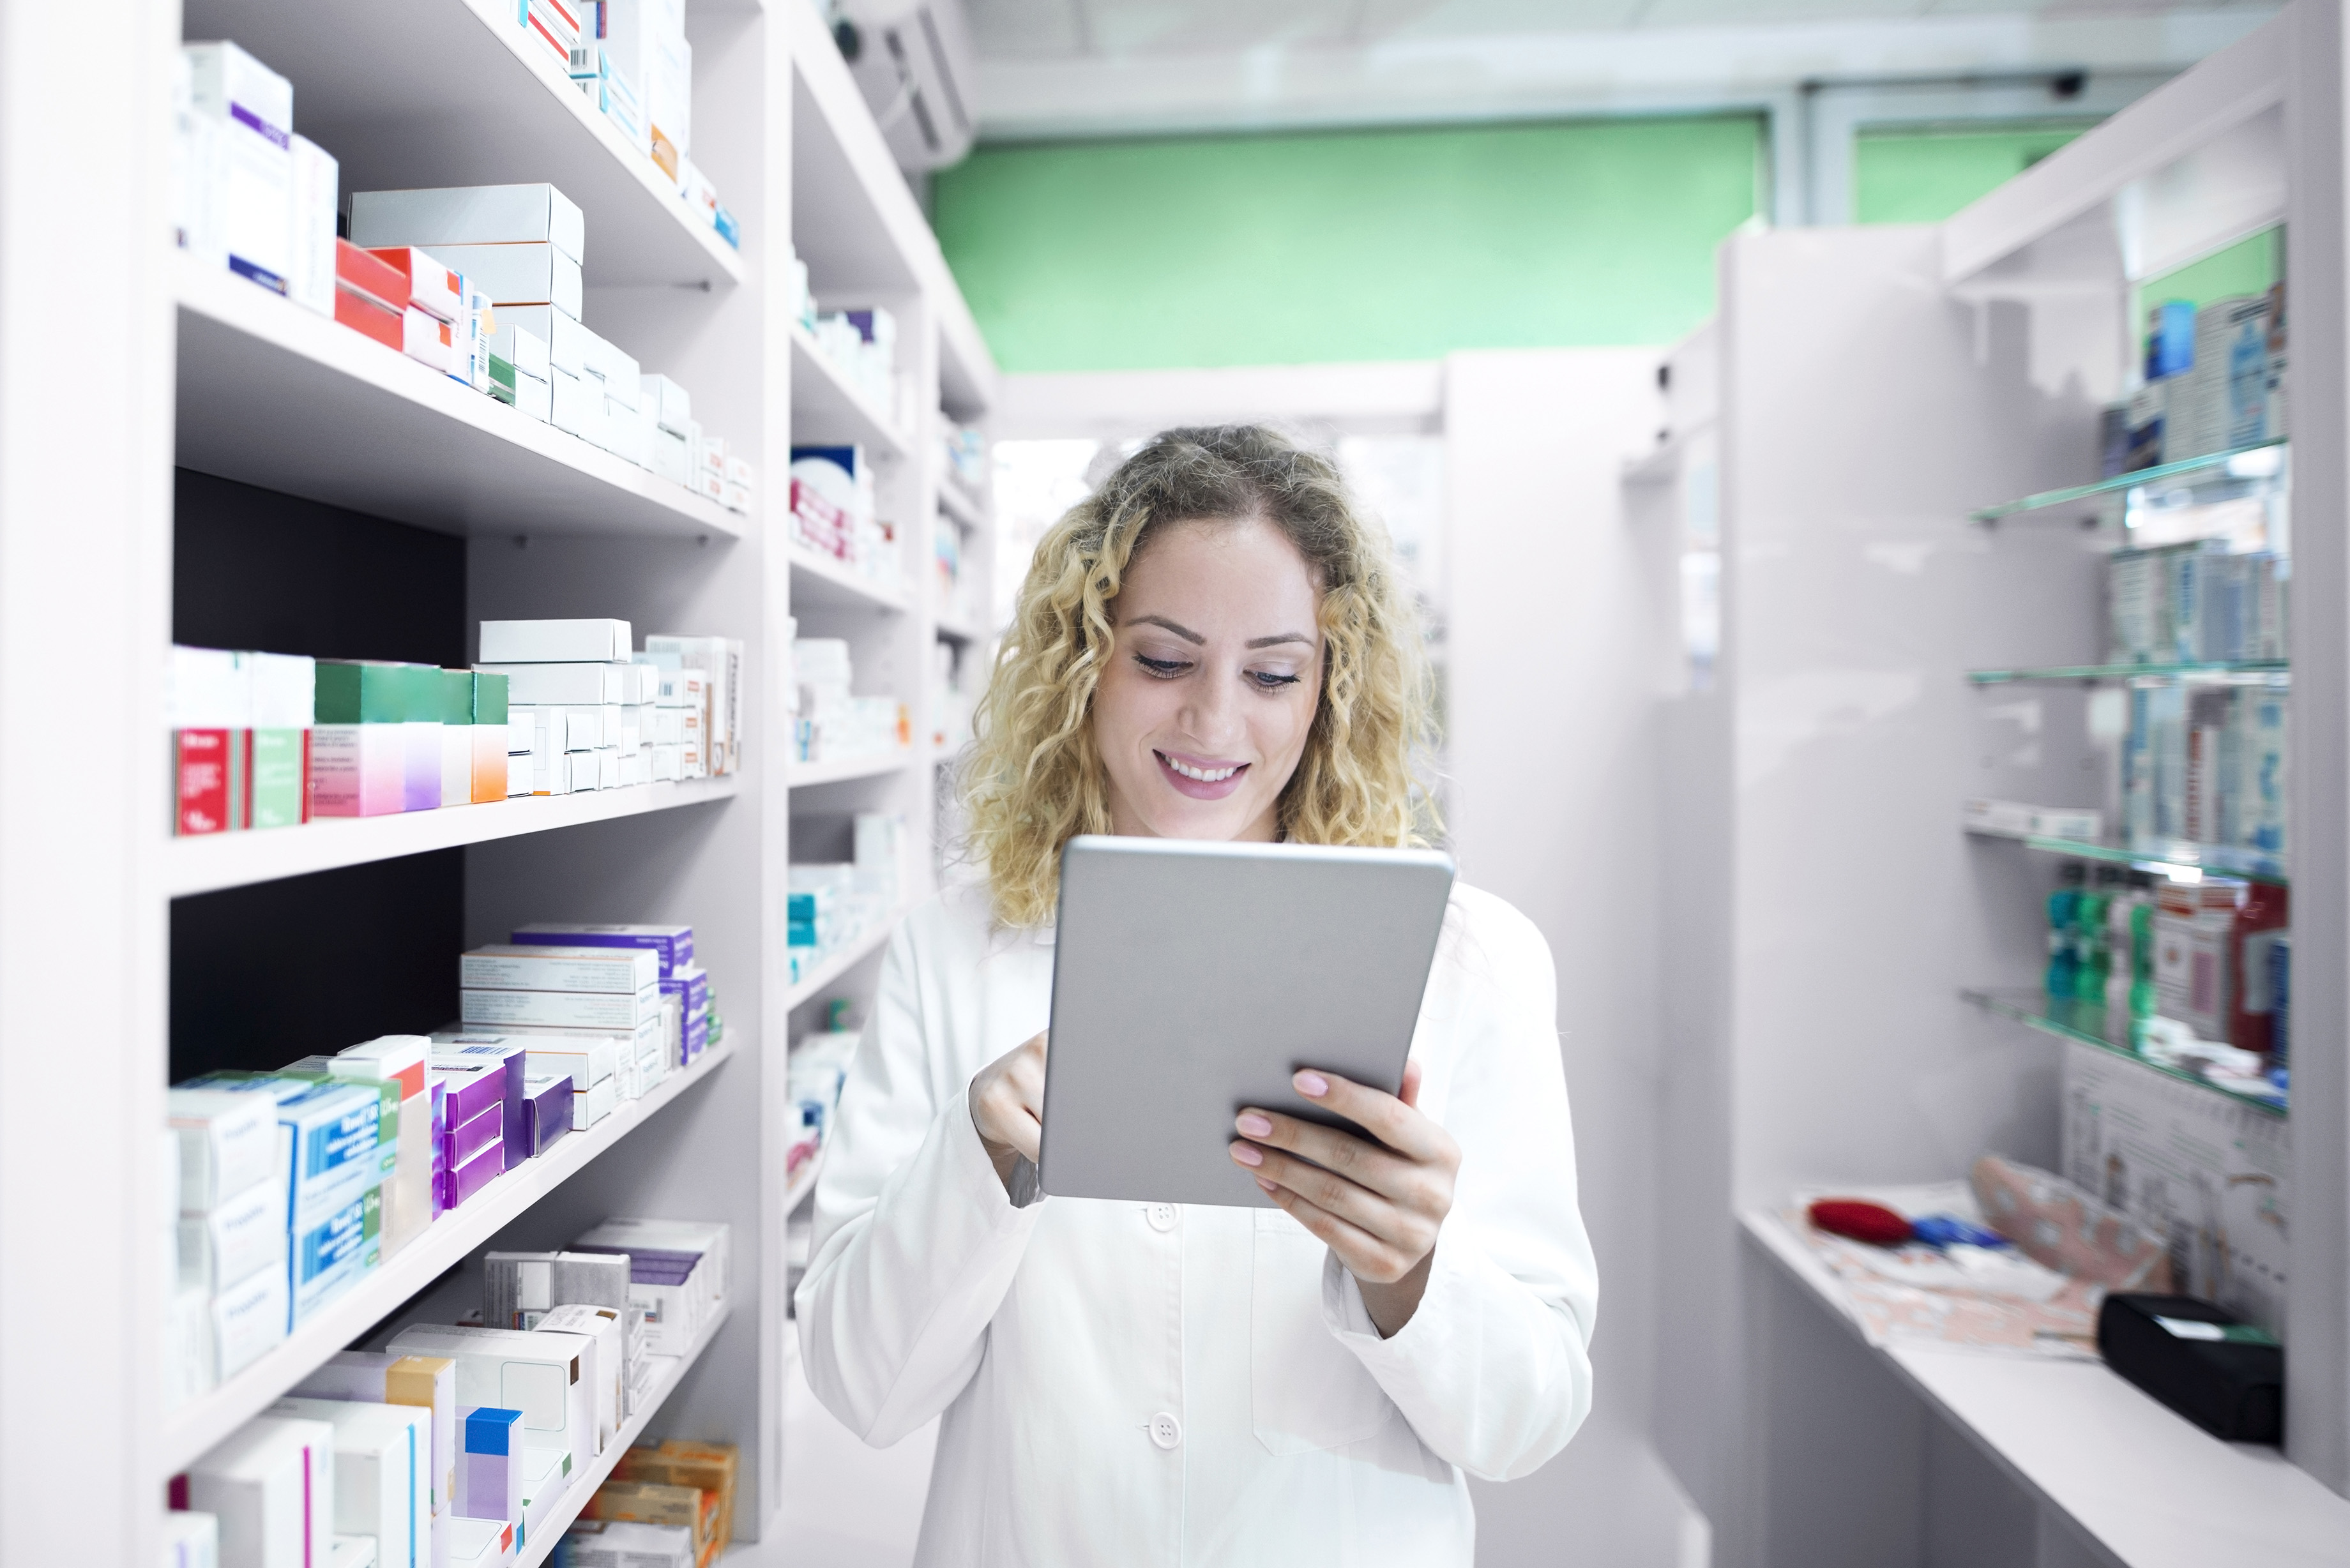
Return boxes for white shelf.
[785,752,914,788]
[788,325,910,458]
[182,0,741,290]
[177,259,743,542]
[166,777,741,898]
[1740,1210,2350,1567]
[785,543,909,614]
[782,907,912,1013]
[516,1297,736,1568]
[937,478,986,532]
[162,1041,738,1477]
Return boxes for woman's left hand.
[1232,1061,1459,1337]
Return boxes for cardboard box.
[365,247,465,324]
[384,1325,596,1489]
[425,241,582,320]
[402,305,455,374]
[494,305,588,378]
[516,366,552,424]
[213,1263,291,1378]
[461,944,660,994]
[641,373,690,434]
[178,1179,284,1293]
[183,41,293,295]
[290,1352,459,1521]
[267,1396,430,1568]
[480,619,633,663]
[334,282,404,352]
[287,135,338,317]
[491,322,550,381]
[461,983,660,1031]
[349,183,584,266]
[180,1413,335,1568]
[475,662,627,706]
[169,1087,280,1212]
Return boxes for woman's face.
[1094,517,1323,843]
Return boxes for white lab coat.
[794,878,1598,1567]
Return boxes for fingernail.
[1236,1113,1273,1137]
[1256,1177,1278,1193]
[1230,1141,1264,1167]
[1294,1071,1329,1097]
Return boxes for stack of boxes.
[784,812,907,984]
[165,1089,291,1406]
[564,0,736,249]
[640,633,742,776]
[790,638,910,765]
[808,306,900,420]
[2114,285,2289,472]
[168,647,316,836]
[509,921,708,1072]
[312,660,511,818]
[172,1216,731,1568]
[174,41,335,315]
[455,944,658,1120]
[487,618,739,794]
[788,444,894,582]
[2106,541,2289,668]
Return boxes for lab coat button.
[1146,1203,1178,1232]
[1148,1412,1183,1450]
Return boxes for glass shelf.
[1961,988,2287,1116]
[1968,439,2287,523]
[1966,661,2287,686]
[1966,827,2287,886]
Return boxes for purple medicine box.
[433,1040,528,1161]
[510,923,693,978]
[521,1074,573,1159]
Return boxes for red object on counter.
[1807,1199,1914,1247]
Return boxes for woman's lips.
[1155,749,1250,801]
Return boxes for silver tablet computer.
[1036,834,1456,1207]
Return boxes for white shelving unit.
[0,0,996,1558]
[1637,11,2350,1565]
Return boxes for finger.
[1235,1110,1420,1203]
[1232,1140,1436,1248]
[1291,1068,1452,1165]
[1254,1179,1425,1285]
[1398,1059,1423,1110]
[1008,1111,1041,1163]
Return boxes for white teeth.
[1164,755,1239,783]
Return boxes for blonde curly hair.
[959,425,1439,929]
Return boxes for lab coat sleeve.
[1320,889,1600,1481]
[794,915,1044,1447]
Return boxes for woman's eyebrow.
[1127,614,1204,644]
[1245,633,1315,649]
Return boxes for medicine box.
[476,662,627,707]
[574,1074,619,1129]
[364,248,464,324]
[462,944,660,994]
[641,373,690,434]
[538,1302,626,1442]
[178,1179,284,1293]
[213,1258,291,1380]
[183,41,294,296]
[444,1136,506,1210]
[480,619,632,664]
[523,1073,575,1157]
[291,1183,384,1327]
[287,135,338,319]
[433,1039,529,1158]
[521,1445,575,1544]
[494,305,588,379]
[485,1251,632,1329]
[512,922,693,976]
[268,1396,430,1568]
[462,983,660,1031]
[446,1517,513,1568]
[426,241,582,320]
[292,1352,459,1521]
[490,321,550,381]
[180,1413,335,1568]
[160,1508,218,1568]
[386,1325,596,1484]
[170,1087,280,1212]
[453,1405,524,1528]
[431,1060,508,1140]
[351,184,586,266]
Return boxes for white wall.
[1443,347,1701,1568]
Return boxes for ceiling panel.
[972,0,2264,58]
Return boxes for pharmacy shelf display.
[515,1299,736,1568]
[182,0,741,290]
[161,1041,736,1475]
[785,753,916,789]
[1624,14,2350,1562]
[178,258,743,542]
[937,475,985,532]
[166,776,740,898]
[782,903,911,1016]
[0,0,1004,1556]
[785,542,911,615]
[789,324,911,458]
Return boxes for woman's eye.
[1249,670,1304,690]
[1135,653,1189,677]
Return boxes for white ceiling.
[964,1,2278,139]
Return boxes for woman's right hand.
[970,1030,1048,1195]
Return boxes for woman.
[795,425,1596,1565]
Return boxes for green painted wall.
[1854,121,2094,225]
[933,116,1764,373]
[2142,227,2283,311]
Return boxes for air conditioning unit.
[836,0,976,172]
